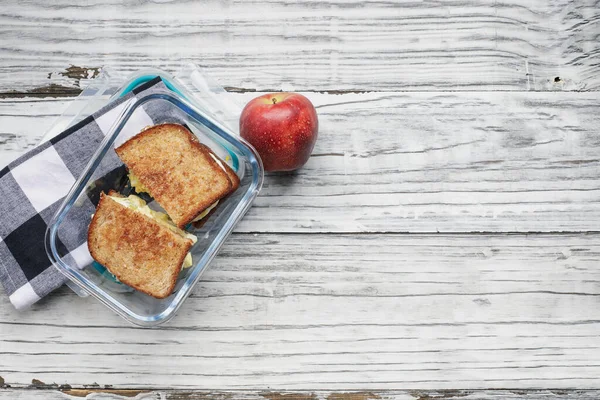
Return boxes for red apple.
[239,92,318,172]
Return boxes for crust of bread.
[190,147,241,228]
[115,124,232,228]
[87,192,193,299]
[200,143,241,194]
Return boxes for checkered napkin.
[0,77,184,310]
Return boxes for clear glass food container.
[45,88,263,326]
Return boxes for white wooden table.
[2,1,600,399]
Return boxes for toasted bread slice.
[115,124,232,228]
[191,147,240,228]
[202,144,240,194]
[88,192,194,299]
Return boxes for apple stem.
[272,97,277,104]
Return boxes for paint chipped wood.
[62,388,150,398]
[0,0,599,92]
[0,84,82,99]
[409,391,469,400]
[2,92,600,233]
[2,234,600,388]
[327,393,381,400]
[57,65,101,83]
[3,389,600,400]
[2,0,600,395]
[262,393,318,400]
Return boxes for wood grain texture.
[3,389,600,400]
[1,0,599,92]
[2,92,600,233]
[2,0,600,393]
[2,233,600,389]
[0,98,70,164]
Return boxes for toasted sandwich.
[190,145,241,228]
[205,144,241,195]
[115,124,239,228]
[87,191,197,299]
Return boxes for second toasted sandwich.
[115,124,239,228]
[88,192,197,299]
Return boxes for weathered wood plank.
[2,388,600,400]
[0,98,70,164]
[2,92,600,233]
[2,233,600,389]
[0,0,598,92]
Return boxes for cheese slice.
[109,194,197,269]
[209,152,227,172]
[128,172,150,194]
[191,200,219,222]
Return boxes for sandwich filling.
[191,200,219,222]
[128,172,150,194]
[109,194,197,269]
[209,152,227,172]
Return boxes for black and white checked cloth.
[0,77,189,309]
